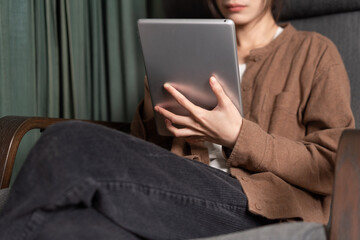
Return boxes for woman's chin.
[226,15,252,26]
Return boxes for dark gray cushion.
[193,222,326,240]
[280,0,360,20]
[286,11,360,126]
[0,188,10,211]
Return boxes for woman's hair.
[206,0,284,21]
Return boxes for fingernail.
[164,83,170,89]
[210,77,216,84]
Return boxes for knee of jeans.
[38,121,103,150]
[40,121,134,155]
[29,121,109,166]
[44,121,91,138]
[38,121,147,163]
[43,121,128,143]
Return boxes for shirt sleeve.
[227,41,355,196]
[130,76,173,150]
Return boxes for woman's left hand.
[154,76,243,148]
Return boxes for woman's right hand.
[154,76,243,148]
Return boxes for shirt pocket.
[268,91,302,139]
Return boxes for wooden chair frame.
[0,116,129,189]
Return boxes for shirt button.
[241,177,249,182]
[255,203,262,210]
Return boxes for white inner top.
[206,26,284,173]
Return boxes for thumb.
[209,76,230,106]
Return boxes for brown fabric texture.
[130,24,355,224]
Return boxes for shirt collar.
[247,23,296,62]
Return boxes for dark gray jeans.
[0,121,274,240]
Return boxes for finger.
[165,119,204,138]
[209,76,230,106]
[163,83,202,115]
[155,106,200,130]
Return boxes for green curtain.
[0,0,165,183]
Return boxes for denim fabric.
[0,121,274,240]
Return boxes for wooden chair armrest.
[330,129,360,240]
[0,116,130,189]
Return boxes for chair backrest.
[162,0,360,127]
[279,0,360,127]
[329,129,360,240]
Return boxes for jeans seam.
[99,180,247,211]
[16,178,98,240]
[16,211,46,240]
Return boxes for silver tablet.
[138,19,243,136]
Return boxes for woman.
[0,0,354,239]
[134,0,354,223]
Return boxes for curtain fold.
[1,0,164,121]
[0,0,165,184]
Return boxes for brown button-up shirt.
[131,24,355,224]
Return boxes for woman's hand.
[154,76,243,148]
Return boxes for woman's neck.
[236,12,278,64]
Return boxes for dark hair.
[206,0,284,22]
[271,0,285,21]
